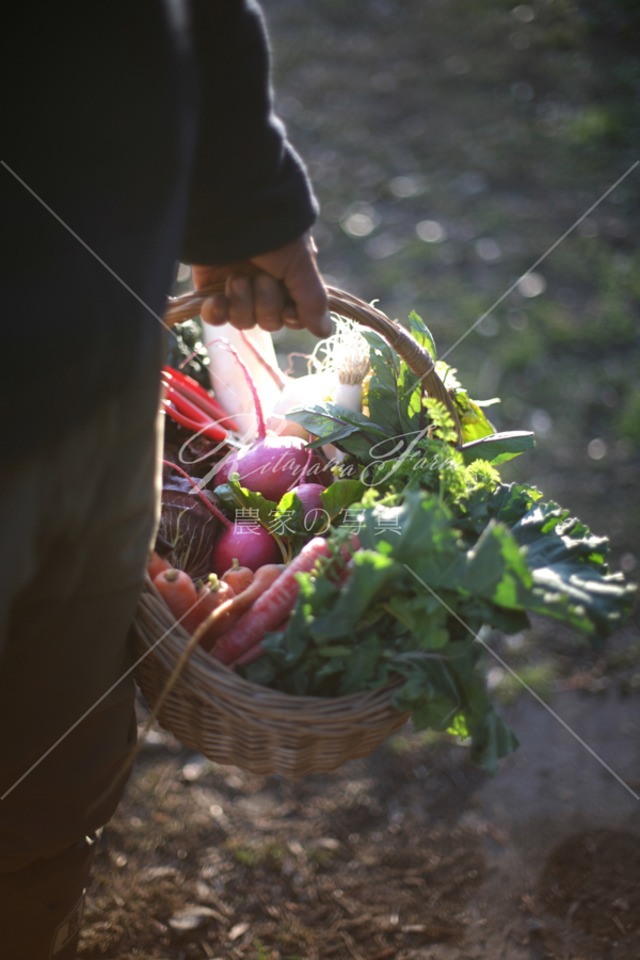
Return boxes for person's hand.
[192,233,331,338]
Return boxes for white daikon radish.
[203,323,284,441]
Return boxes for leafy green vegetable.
[460,431,536,465]
[287,402,388,461]
[214,475,367,548]
[408,310,437,361]
[319,478,367,519]
[214,476,278,529]
[238,308,636,773]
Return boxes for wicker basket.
[133,286,458,778]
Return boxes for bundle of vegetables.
[149,303,636,773]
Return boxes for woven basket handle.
[165,283,461,439]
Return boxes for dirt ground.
[79,616,640,960]
[79,1,639,957]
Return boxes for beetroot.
[211,524,281,576]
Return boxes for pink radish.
[211,536,334,665]
[211,339,332,500]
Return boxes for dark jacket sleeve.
[180,0,318,265]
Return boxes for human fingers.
[253,274,286,331]
[199,275,257,330]
[252,235,331,338]
[199,291,229,327]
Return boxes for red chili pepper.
[161,399,228,442]
[162,366,239,431]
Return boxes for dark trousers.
[0,834,98,960]
[0,366,164,957]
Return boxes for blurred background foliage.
[257,0,639,580]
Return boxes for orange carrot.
[210,537,332,665]
[147,550,171,580]
[195,574,235,618]
[154,569,236,636]
[153,568,201,632]
[195,563,284,652]
[221,558,254,594]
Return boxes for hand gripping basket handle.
[164,283,461,440]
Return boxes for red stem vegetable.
[162,398,228,442]
[162,365,239,429]
[161,364,242,440]
[164,382,223,427]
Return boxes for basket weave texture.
[133,287,456,778]
[135,578,409,777]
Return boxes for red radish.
[211,537,333,665]
[211,524,281,577]
[221,558,254,594]
[210,338,332,500]
[163,458,282,575]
